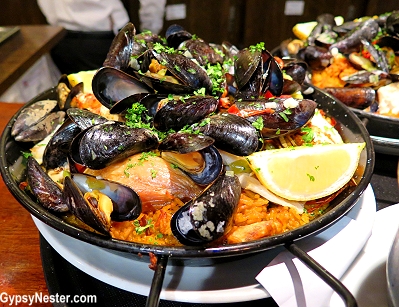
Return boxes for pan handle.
[285,242,357,307]
[145,254,169,307]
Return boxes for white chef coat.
[37,0,129,34]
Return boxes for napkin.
[256,193,374,307]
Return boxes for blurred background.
[1,0,398,49]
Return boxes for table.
[0,102,397,306]
[0,25,66,97]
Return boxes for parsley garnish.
[249,42,265,53]
[134,219,153,234]
[252,117,264,131]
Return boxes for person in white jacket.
[37,0,130,74]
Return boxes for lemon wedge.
[67,70,97,93]
[246,143,365,201]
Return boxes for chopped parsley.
[301,126,314,143]
[134,219,153,234]
[307,173,315,181]
[252,117,264,131]
[249,42,265,53]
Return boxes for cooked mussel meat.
[70,173,142,222]
[171,170,241,246]
[64,176,112,235]
[159,133,222,185]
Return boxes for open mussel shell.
[160,133,222,185]
[26,156,68,213]
[103,22,136,71]
[171,171,241,246]
[261,50,284,96]
[234,48,262,91]
[182,38,224,66]
[11,99,64,142]
[165,24,193,49]
[70,122,159,170]
[70,173,142,222]
[42,117,81,170]
[64,176,111,235]
[92,67,153,109]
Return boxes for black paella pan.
[0,84,374,307]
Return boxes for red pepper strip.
[305,185,347,212]
[227,104,275,118]
[74,163,87,173]
[274,56,284,69]
[361,49,371,59]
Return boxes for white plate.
[330,201,399,307]
[33,185,376,304]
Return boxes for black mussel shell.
[234,48,262,90]
[70,122,159,170]
[160,133,222,185]
[165,24,193,48]
[66,108,109,130]
[171,171,241,246]
[183,39,224,66]
[11,99,61,142]
[195,113,260,156]
[152,51,213,93]
[237,98,317,138]
[71,173,142,222]
[63,176,111,235]
[42,118,81,170]
[92,67,153,109]
[103,22,136,71]
[158,132,214,153]
[26,156,69,212]
[154,95,218,131]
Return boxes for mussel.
[92,67,153,109]
[26,156,69,212]
[11,100,65,143]
[103,22,136,71]
[153,95,218,131]
[171,170,241,246]
[70,121,159,170]
[63,173,142,235]
[235,97,318,138]
[193,113,260,156]
[159,133,223,185]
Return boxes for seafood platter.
[0,21,374,306]
[274,10,399,155]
